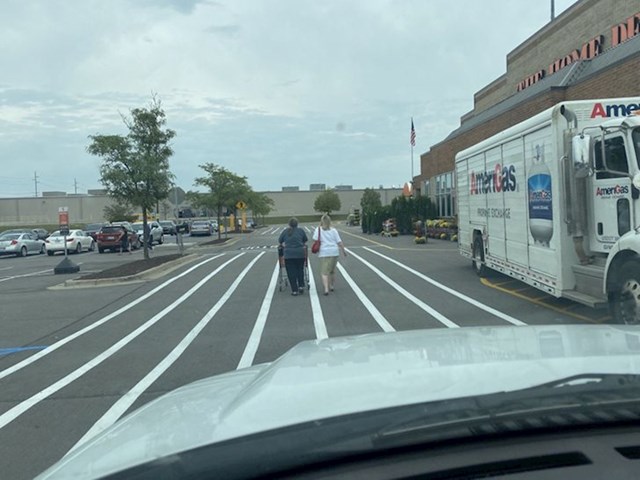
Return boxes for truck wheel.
[610,260,640,325]
[472,236,487,277]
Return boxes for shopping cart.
[278,246,288,292]
[303,245,310,291]
[278,245,310,292]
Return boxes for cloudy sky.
[0,0,576,197]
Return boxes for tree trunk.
[142,207,149,260]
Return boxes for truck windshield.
[633,128,640,169]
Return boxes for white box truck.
[455,98,640,324]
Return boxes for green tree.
[87,96,175,259]
[246,191,274,225]
[189,163,251,238]
[313,189,341,215]
[103,203,137,223]
[360,188,382,234]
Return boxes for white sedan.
[45,230,95,255]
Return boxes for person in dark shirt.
[278,217,308,296]
[119,226,131,254]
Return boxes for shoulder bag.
[311,226,321,254]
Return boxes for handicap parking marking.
[0,346,48,356]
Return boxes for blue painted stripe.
[0,346,48,356]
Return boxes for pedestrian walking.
[119,226,131,254]
[278,217,308,296]
[144,222,153,251]
[312,214,347,295]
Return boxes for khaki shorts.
[320,256,339,275]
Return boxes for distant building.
[42,191,67,197]
[87,189,108,196]
[334,185,353,191]
[309,184,326,191]
[281,186,300,192]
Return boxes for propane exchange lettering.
[477,208,512,219]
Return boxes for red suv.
[96,223,141,253]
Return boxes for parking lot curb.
[49,253,200,289]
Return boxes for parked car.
[84,223,108,241]
[31,228,49,240]
[159,220,177,235]
[132,222,164,245]
[0,228,48,240]
[190,220,213,236]
[45,230,95,255]
[96,224,140,253]
[0,232,45,257]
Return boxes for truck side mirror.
[572,134,591,178]
[632,173,640,200]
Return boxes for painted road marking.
[347,248,459,329]
[0,269,51,283]
[260,227,273,235]
[72,252,265,450]
[0,254,225,381]
[479,277,606,323]
[337,263,395,333]
[364,247,526,327]
[0,346,48,356]
[0,253,245,431]
[340,229,392,249]
[307,261,328,339]
[237,260,281,369]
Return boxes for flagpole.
[411,143,414,185]
[410,117,415,194]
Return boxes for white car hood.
[38,324,640,478]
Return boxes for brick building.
[415,0,640,218]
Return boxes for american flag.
[410,119,416,147]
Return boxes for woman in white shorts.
[313,214,347,295]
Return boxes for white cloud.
[0,0,577,197]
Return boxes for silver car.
[0,232,45,257]
[131,222,164,245]
[190,220,213,236]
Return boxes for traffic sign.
[58,207,70,235]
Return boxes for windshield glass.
[633,127,640,169]
[100,226,124,234]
